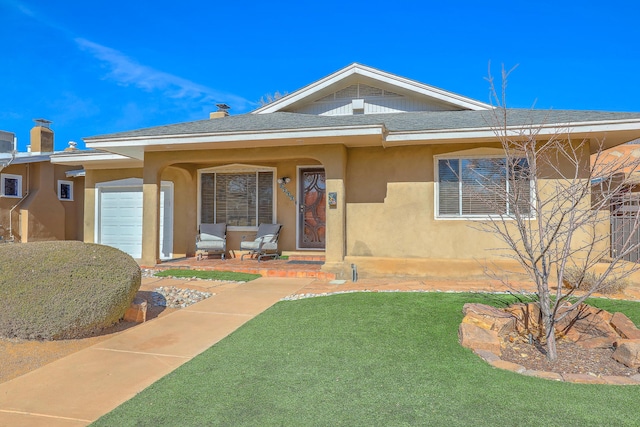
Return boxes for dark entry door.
[298,168,326,249]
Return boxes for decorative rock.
[473,349,500,363]
[557,304,614,335]
[459,322,502,355]
[124,297,147,323]
[602,375,640,385]
[612,340,640,368]
[557,304,619,349]
[504,302,541,336]
[571,336,616,350]
[462,303,509,317]
[610,312,640,340]
[153,287,213,308]
[461,302,640,384]
[522,370,563,381]
[462,303,516,337]
[561,373,607,384]
[490,359,526,373]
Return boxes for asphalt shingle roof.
[86,109,640,141]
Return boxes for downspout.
[8,163,29,242]
[0,148,17,242]
[381,125,389,149]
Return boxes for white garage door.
[97,180,173,260]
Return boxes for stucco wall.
[344,143,604,266]
[84,157,324,259]
[81,140,610,275]
[0,162,83,242]
[0,163,28,240]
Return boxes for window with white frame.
[200,169,274,227]
[436,156,531,217]
[1,173,22,198]
[58,180,73,201]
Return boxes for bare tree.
[470,66,640,361]
[258,91,288,106]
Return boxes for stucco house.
[52,64,640,278]
[0,122,84,243]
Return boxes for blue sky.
[1,0,639,151]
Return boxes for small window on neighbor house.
[1,173,22,198]
[58,180,73,201]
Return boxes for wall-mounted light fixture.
[277,177,295,202]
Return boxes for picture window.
[200,170,274,228]
[436,156,531,218]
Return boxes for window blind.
[200,171,274,226]
[438,157,531,217]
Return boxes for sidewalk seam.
[0,409,91,423]
[89,348,193,359]
[182,310,254,316]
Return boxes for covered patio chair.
[240,223,282,261]
[195,223,227,260]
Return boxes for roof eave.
[385,119,640,152]
[85,124,386,147]
[251,63,493,114]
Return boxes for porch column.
[141,159,162,267]
[321,146,348,277]
[83,171,96,243]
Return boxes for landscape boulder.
[611,312,640,340]
[458,322,502,355]
[462,303,516,337]
[612,340,640,368]
[124,297,148,323]
[461,300,640,375]
[503,302,542,337]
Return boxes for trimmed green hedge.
[0,241,141,340]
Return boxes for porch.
[154,252,336,281]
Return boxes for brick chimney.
[30,119,54,153]
[210,103,230,119]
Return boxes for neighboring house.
[593,141,640,262]
[0,122,84,243]
[593,141,640,189]
[52,64,640,278]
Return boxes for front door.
[298,168,326,249]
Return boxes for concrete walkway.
[2,273,640,426]
[0,277,313,427]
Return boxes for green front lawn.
[154,269,261,282]
[93,292,640,426]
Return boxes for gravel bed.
[152,286,213,308]
[500,338,639,377]
[280,289,522,301]
[142,268,160,278]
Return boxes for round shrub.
[0,241,141,340]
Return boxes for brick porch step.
[282,251,326,262]
[154,256,334,281]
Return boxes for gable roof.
[251,63,493,114]
[79,109,640,161]
[70,64,640,163]
[84,110,640,139]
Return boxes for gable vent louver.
[315,84,403,103]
